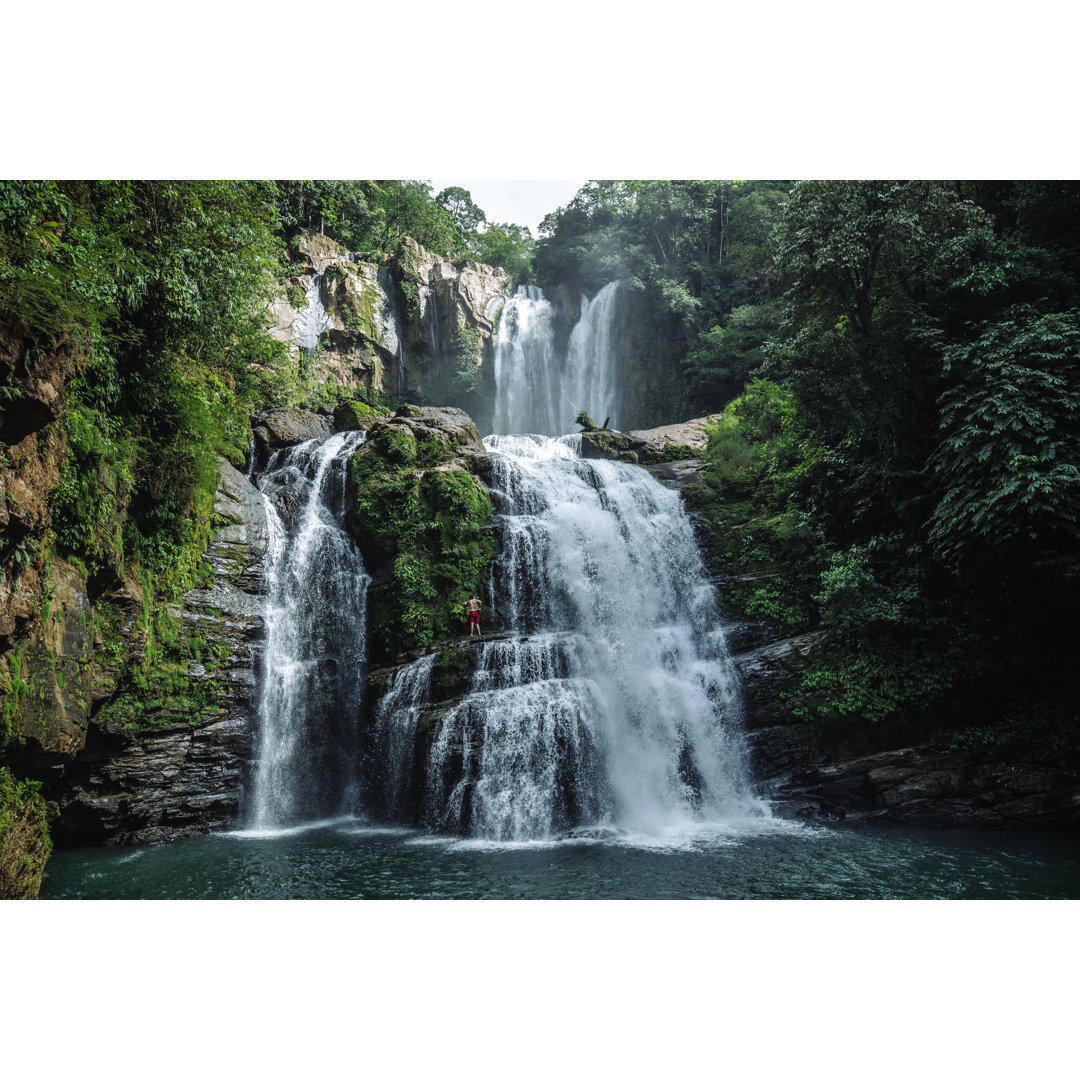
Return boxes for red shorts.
[468,610,480,625]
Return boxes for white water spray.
[292,274,333,351]
[377,434,767,840]
[491,282,622,436]
[248,431,370,827]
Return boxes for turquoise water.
[39,818,1080,900]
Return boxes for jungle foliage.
[660,180,1080,756]
[275,180,535,282]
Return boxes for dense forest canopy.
[1,178,1078,837]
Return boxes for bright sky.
[425,180,587,237]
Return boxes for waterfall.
[491,286,561,436]
[247,431,370,829]
[376,265,407,396]
[292,273,333,351]
[419,284,440,356]
[491,282,621,437]
[563,281,621,432]
[376,434,765,841]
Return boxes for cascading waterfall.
[376,265,408,396]
[247,431,370,829]
[253,267,760,845]
[419,284,440,356]
[491,281,622,436]
[292,273,333,351]
[375,434,767,841]
[562,280,621,432]
[491,286,561,436]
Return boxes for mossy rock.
[333,400,390,432]
[580,429,639,463]
[0,767,54,900]
[347,407,495,661]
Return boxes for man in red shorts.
[467,595,483,638]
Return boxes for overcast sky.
[425,180,587,236]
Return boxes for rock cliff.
[11,458,270,846]
[267,233,510,424]
[728,622,1080,829]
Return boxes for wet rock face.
[400,237,510,339]
[363,636,487,826]
[264,232,512,422]
[54,712,253,846]
[49,458,267,845]
[7,559,95,764]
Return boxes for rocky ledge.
[579,414,720,467]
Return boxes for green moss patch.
[0,766,53,899]
[349,414,496,660]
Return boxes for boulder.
[579,415,722,469]
[625,415,722,462]
[251,407,333,463]
[333,400,386,432]
[390,404,487,455]
[579,429,639,463]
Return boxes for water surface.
[40,818,1080,900]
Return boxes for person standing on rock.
[467,595,483,638]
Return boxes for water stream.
[373,434,766,841]
[492,282,621,436]
[246,431,370,829]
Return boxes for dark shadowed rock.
[731,629,1080,828]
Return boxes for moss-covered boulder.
[333,399,391,432]
[347,406,496,662]
[0,767,53,899]
[579,429,640,463]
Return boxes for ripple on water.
[37,820,1080,901]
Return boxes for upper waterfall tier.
[492,282,622,437]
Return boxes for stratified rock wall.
[48,458,268,845]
